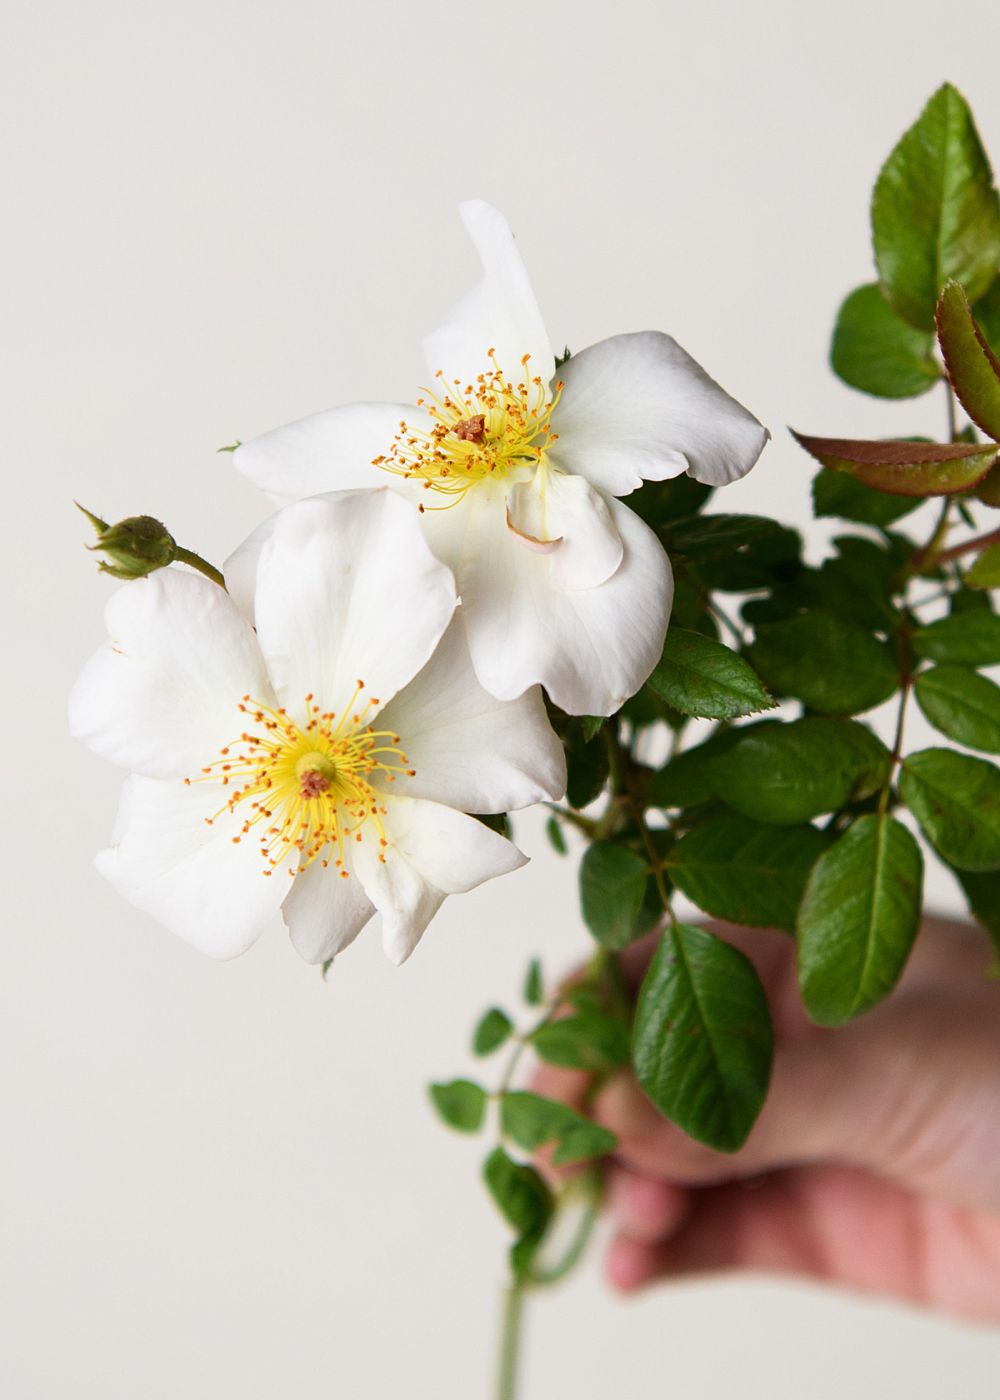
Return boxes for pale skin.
[533,917,1000,1321]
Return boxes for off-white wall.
[4,1,1000,1395]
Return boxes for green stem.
[175,546,227,589]
[496,1279,525,1400]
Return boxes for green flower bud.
[77,504,177,580]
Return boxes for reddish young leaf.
[936,282,1000,441]
[791,430,997,497]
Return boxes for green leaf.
[579,842,658,950]
[646,727,742,808]
[749,612,898,715]
[482,1147,554,1276]
[668,812,829,930]
[913,610,1000,664]
[796,815,923,1025]
[500,1091,617,1166]
[662,513,791,559]
[627,474,713,528]
[975,275,1000,357]
[899,748,1000,870]
[792,431,997,496]
[951,585,994,615]
[633,925,773,1152]
[648,628,776,720]
[523,959,543,1006]
[975,462,1000,507]
[429,1079,487,1133]
[532,1012,631,1071]
[914,664,1000,752]
[710,718,891,824]
[565,736,609,809]
[936,282,1000,440]
[472,1008,514,1056]
[545,816,568,856]
[830,283,939,398]
[812,467,923,528]
[872,83,1000,330]
[951,866,1000,965]
[967,543,1000,589]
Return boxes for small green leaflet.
[532,1011,631,1072]
[522,959,544,1006]
[749,612,897,715]
[429,1079,487,1133]
[472,1008,514,1056]
[967,544,1000,589]
[899,748,1000,871]
[500,1091,617,1166]
[633,925,773,1153]
[648,628,775,720]
[914,665,1000,753]
[482,1147,554,1277]
[797,815,923,1025]
[913,611,1000,665]
[812,467,922,528]
[830,283,939,399]
[579,842,659,950]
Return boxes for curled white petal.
[253,489,457,719]
[423,200,555,391]
[353,797,527,964]
[550,331,769,493]
[282,854,375,965]
[235,402,417,503]
[95,775,287,959]
[506,470,623,590]
[69,570,274,780]
[454,487,673,716]
[380,619,566,813]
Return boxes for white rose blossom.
[69,489,566,966]
[235,201,769,716]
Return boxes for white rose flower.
[235,202,769,716]
[69,489,566,966]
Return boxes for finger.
[603,1164,1000,1321]
[605,1167,690,1244]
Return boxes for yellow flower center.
[373,351,564,508]
[187,681,414,878]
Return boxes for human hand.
[534,917,1000,1320]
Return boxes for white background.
[4,1,1000,1395]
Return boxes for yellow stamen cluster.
[373,351,564,508]
[187,681,414,878]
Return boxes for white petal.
[253,489,457,719]
[235,402,418,504]
[379,619,566,813]
[550,331,769,493]
[506,469,623,590]
[422,200,555,392]
[95,774,287,959]
[281,855,375,965]
[353,796,527,964]
[69,570,274,780]
[455,486,673,716]
[224,513,278,624]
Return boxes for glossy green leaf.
[648,628,776,720]
[975,275,1000,356]
[661,513,791,559]
[710,718,891,824]
[668,812,829,930]
[429,1079,487,1133]
[633,925,773,1152]
[482,1147,554,1276]
[646,727,742,808]
[914,664,1000,752]
[812,467,922,528]
[545,816,568,856]
[830,283,939,398]
[532,1011,631,1071]
[500,1091,617,1166]
[472,1008,514,1056]
[792,431,996,496]
[872,83,1000,330]
[913,610,1000,664]
[797,815,923,1025]
[967,543,1000,589]
[749,612,898,715]
[899,748,1000,870]
[952,866,1000,965]
[579,842,657,950]
[627,474,713,528]
[975,462,1000,507]
[936,281,1000,440]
